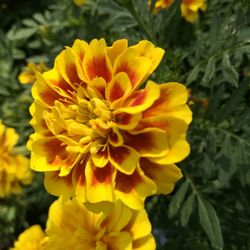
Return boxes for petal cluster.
[152,0,206,22]
[0,121,32,197]
[18,62,48,85]
[11,225,46,250]
[45,198,155,250]
[28,38,192,211]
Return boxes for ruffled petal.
[124,128,168,158]
[106,72,132,106]
[85,161,116,203]
[44,171,74,199]
[83,39,112,82]
[109,145,139,175]
[140,158,182,194]
[116,81,160,114]
[107,39,128,65]
[143,82,192,124]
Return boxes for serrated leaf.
[217,78,250,122]
[202,57,216,85]
[198,198,224,249]
[186,64,200,86]
[222,52,239,87]
[180,193,196,227]
[168,180,189,218]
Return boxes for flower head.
[73,0,86,7]
[151,0,206,22]
[18,61,48,85]
[28,38,192,211]
[0,121,32,197]
[46,198,155,250]
[11,225,46,250]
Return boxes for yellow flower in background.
[152,0,206,22]
[46,198,155,250]
[181,0,206,22]
[10,225,46,250]
[18,61,48,85]
[28,38,192,211]
[0,121,32,197]
[73,0,86,7]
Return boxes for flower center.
[76,97,113,138]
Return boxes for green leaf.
[198,198,224,249]
[217,77,250,122]
[180,193,196,227]
[168,180,189,218]
[186,64,200,86]
[8,28,37,40]
[22,19,38,28]
[222,52,239,87]
[202,57,216,85]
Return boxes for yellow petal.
[109,145,139,175]
[85,161,116,203]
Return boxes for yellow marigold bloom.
[46,198,156,250]
[0,121,32,197]
[11,225,46,250]
[28,38,192,211]
[73,0,86,7]
[152,0,206,22]
[18,61,48,85]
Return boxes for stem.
[125,2,156,43]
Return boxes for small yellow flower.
[73,0,86,7]
[18,62,48,85]
[152,0,206,22]
[0,121,32,197]
[10,225,46,250]
[28,38,192,211]
[46,198,156,250]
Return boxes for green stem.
[125,2,156,43]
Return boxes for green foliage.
[0,0,250,249]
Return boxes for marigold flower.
[18,61,48,85]
[73,0,86,7]
[45,198,155,250]
[28,38,192,211]
[0,121,32,197]
[11,225,46,250]
[152,0,206,22]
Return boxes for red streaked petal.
[91,147,109,168]
[44,171,74,199]
[140,158,182,194]
[85,161,116,203]
[43,68,75,99]
[72,39,89,61]
[32,73,61,108]
[83,39,112,82]
[30,136,75,172]
[115,81,160,114]
[108,126,124,147]
[109,145,139,175]
[106,72,132,105]
[143,82,192,124]
[130,40,165,75]
[124,128,168,158]
[113,48,152,89]
[107,39,128,65]
[87,77,106,99]
[114,112,142,130]
[72,158,87,202]
[114,166,156,210]
[56,47,86,88]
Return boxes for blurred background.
[0,0,250,249]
